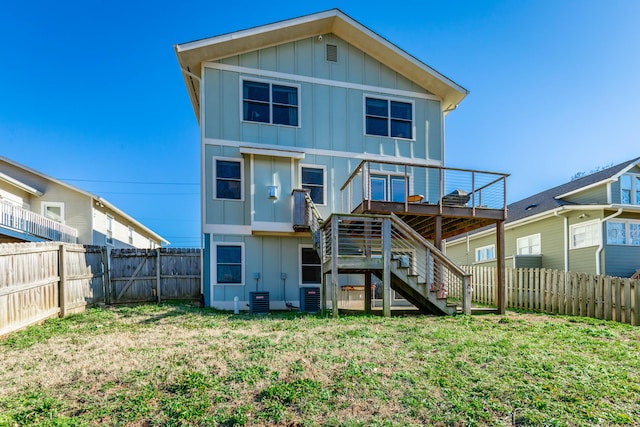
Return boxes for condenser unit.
[249,292,270,313]
[299,287,321,313]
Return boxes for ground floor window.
[475,244,495,262]
[570,220,600,249]
[607,219,640,246]
[300,246,321,285]
[517,233,541,255]
[215,243,243,285]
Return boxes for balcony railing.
[340,160,508,216]
[0,199,78,243]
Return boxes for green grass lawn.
[1,302,639,426]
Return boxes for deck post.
[382,217,391,317]
[321,272,327,315]
[364,273,372,314]
[496,221,506,314]
[331,215,340,318]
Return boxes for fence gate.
[109,248,201,304]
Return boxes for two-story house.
[445,157,640,278]
[0,155,168,248]
[175,9,509,314]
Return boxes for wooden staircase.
[297,191,471,316]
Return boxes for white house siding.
[0,181,31,209]
[34,181,93,244]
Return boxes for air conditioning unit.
[300,287,321,313]
[249,291,270,313]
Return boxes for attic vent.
[525,204,538,211]
[326,44,338,62]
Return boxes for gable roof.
[175,9,468,122]
[507,157,640,223]
[0,156,169,245]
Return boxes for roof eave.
[175,9,468,120]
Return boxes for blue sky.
[2,0,639,247]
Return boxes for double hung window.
[301,166,325,205]
[215,159,242,200]
[216,244,243,285]
[243,80,298,126]
[365,97,413,139]
[106,215,114,245]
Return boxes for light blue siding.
[605,244,640,277]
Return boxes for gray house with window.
[175,9,509,312]
[446,157,640,278]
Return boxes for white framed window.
[517,234,541,255]
[214,157,243,201]
[241,78,300,127]
[607,219,640,246]
[299,245,321,286]
[106,215,114,245]
[128,226,134,245]
[620,174,640,205]
[42,202,64,223]
[300,164,326,205]
[570,219,601,249]
[364,95,414,139]
[475,244,495,262]
[214,242,244,286]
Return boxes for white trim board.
[204,138,443,168]
[204,62,441,102]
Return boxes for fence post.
[156,249,162,303]
[101,246,111,305]
[463,274,472,315]
[58,244,67,317]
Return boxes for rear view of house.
[0,156,168,248]
[175,9,509,314]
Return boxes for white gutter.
[596,208,623,274]
[554,209,569,272]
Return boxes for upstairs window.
[475,244,495,262]
[301,166,325,205]
[517,234,541,255]
[620,174,640,205]
[215,158,242,200]
[106,215,114,245]
[570,220,600,249]
[242,80,299,126]
[365,96,413,139]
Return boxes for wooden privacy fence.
[0,242,105,336]
[108,248,200,304]
[464,265,640,325]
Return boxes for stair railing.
[303,192,326,259]
[389,213,472,314]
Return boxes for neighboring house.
[175,9,508,313]
[445,157,640,278]
[0,156,168,248]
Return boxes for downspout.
[596,208,623,275]
[554,209,569,272]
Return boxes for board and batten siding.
[202,35,443,162]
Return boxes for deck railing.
[321,212,472,313]
[0,199,78,243]
[340,160,508,215]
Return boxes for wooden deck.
[352,200,506,240]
